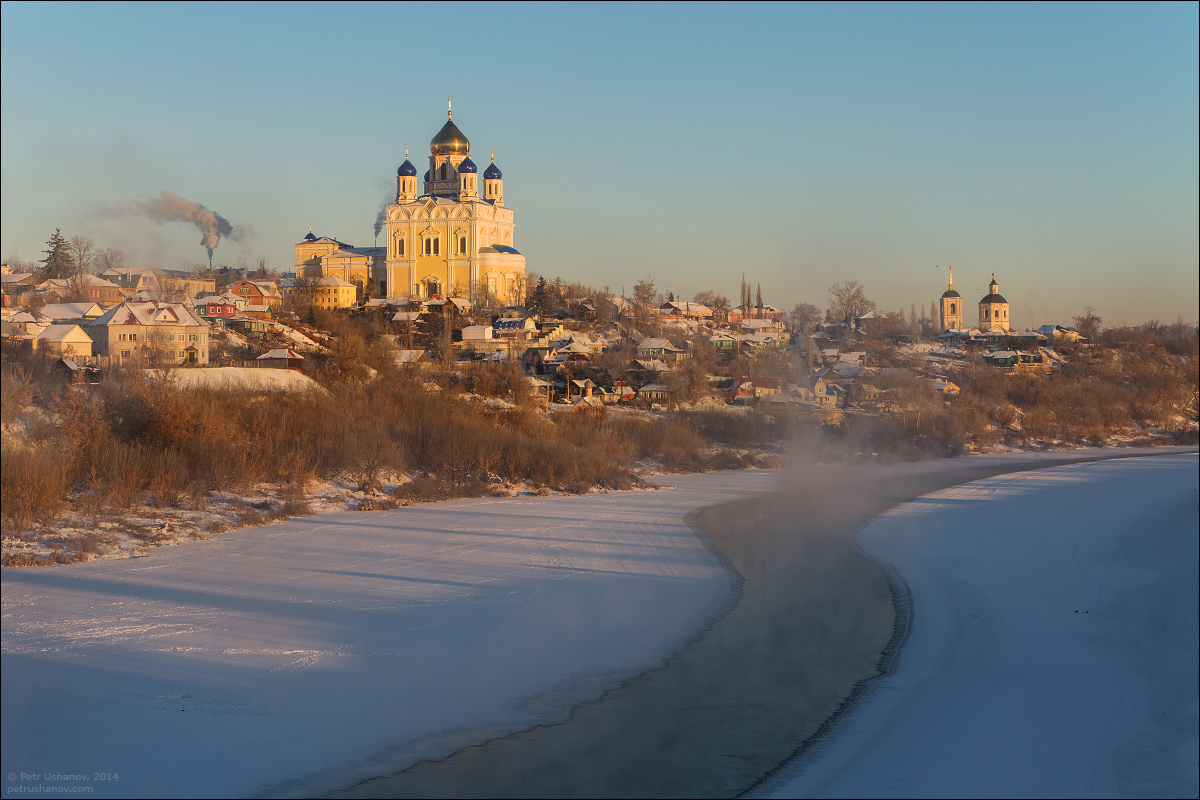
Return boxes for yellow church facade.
[294,101,526,306]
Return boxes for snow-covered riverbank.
[765,453,1199,798]
[1,472,776,798]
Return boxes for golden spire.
[448,95,452,119]
[948,264,953,290]
[491,148,494,163]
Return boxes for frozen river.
[3,449,1196,798]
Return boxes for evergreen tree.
[39,229,72,281]
[529,276,551,316]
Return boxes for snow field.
[767,453,1199,798]
[1,471,778,798]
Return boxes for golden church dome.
[430,117,469,156]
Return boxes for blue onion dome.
[458,157,477,173]
[430,118,470,155]
[303,230,317,241]
[484,161,502,179]
[397,159,417,177]
[424,170,431,182]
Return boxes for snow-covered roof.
[89,301,208,329]
[256,348,303,360]
[316,276,354,287]
[37,323,93,343]
[40,302,104,320]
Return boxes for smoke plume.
[373,193,393,238]
[132,191,240,260]
[374,205,387,238]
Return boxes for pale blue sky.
[2,1,1196,326]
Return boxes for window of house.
[130,333,138,340]
[121,350,131,358]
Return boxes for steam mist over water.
[339,440,1163,799]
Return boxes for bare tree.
[827,280,875,324]
[1073,306,1103,343]
[789,302,821,333]
[633,276,660,336]
[67,235,97,286]
[94,247,125,273]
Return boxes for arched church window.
[398,238,405,256]
[440,164,447,180]
[433,238,440,255]
[459,236,467,255]
[950,303,955,314]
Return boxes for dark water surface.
[328,454,1163,799]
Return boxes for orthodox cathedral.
[939,266,1011,333]
[295,99,526,303]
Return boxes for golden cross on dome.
[491,148,494,162]
[405,145,409,159]
[448,95,452,119]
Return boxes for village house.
[637,383,674,405]
[87,300,210,366]
[492,316,537,339]
[255,348,304,370]
[228,280,283,311]
[637,337,686,362]
[39,302,105,322]
[195,297,238,326]
[313,276,357,309]
[659,301,713,322]
[1,269,37,306]
[0,319,37,353]
[35,324,94,360]
[730,377,782,403]
[796,374,844,409]
[38,275,124,306]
